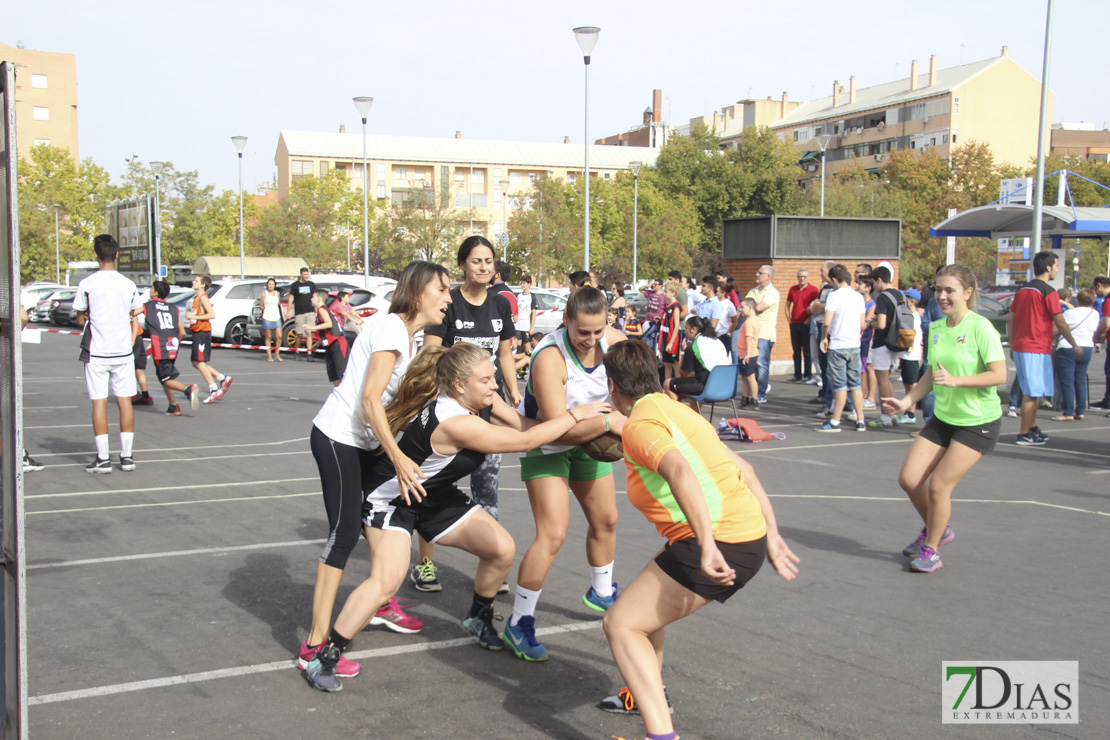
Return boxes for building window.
[377,185,386,198]
[376,163,386,183]
[319,161,329,176]
[31,73,48,89]
[455,171,466,185]
[352,164,364,181]
[528,173,538,185]
[291,160,313,181]
[603,172,611,181]
[493,221,502,235]
[567,171,577,185]
[953,97,960,114]
[395,167,407,181]
[34,139,50,147]
[33,106,49,121]
[472,169,485,185]
[414,168,425,181]
[509,171,521,185]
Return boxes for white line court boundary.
[28,620,602,706]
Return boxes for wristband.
[604,414,610,432]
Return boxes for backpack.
[718,417,785,443]
[882,289,916,352]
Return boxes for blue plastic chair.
[684,364,740,420]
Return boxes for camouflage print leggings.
[468,453,501,520]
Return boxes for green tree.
[370,186,463,276]
[252,171,367,269]
[17,144,123,283]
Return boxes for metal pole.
[820,154,826,218]
[469,163,474,233]
[152,178,160,279]
[583,60,591,271]
[346,215,351,271]
[362,119,369,284]
[54,205,60,284]
[238,153,245,278]
[632,173,639,286]
[1030,0,1055,257]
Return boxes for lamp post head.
[573,26,600,63]
[353,96,374,122]
[231,136,247,157]
[629,161,642,177]
[815,134,832,153]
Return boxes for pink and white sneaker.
[369,597,424,634]
[297,640,361,677]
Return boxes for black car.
[51,295,78,326]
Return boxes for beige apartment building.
[0,41,79,161]
[274,131,657,237]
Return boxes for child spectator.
[737,298,760,408]
[623,306,643,338]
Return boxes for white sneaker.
[1005,406,1018,418]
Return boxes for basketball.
[581,430,624,462]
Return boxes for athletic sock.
[880,413,891,423]
[208,384,218,392]
[468,592,495,619]
[828,419,840,427]
[509,586,541,627]
[94,434,109,460]
[328,629,352,653]
[216,374,226,383]
[140,390,151,400]
[590,562,615,598]
[647,732,678,740]
[120,432,134,458]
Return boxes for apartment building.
[274,130,657,238]
[0,41,79,161]
[1051,122,1110,162]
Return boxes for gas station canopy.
[929,204,1110,240]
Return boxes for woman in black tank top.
[300,343,610,692]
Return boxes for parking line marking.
[24,405,79,410]
[27,477,318,500]
[774,494,1110,517]
[28,539,327,570]
[28,621,603,706]
[27,492,318,515]
[46,450,314,469]
[29,437,310,458]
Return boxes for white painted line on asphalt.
[24,424,94,429]
[30,436,310,458]
[1088,469,1110,475]
[741,438,913,453]
[774,494,1110,517]
[28,620,603,706]
[28,539,327,570]
[27,477,318,500]
[24,405,79,410]
[28,492,318,515]
[46,450,313,469]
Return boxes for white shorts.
[85,362,137,400]
[870,345,902,372]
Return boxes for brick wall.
[722,257,900,369]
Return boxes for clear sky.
[9,0,1109,195]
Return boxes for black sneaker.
[410,557,442,592]
[1015,432,1045,446]
[462,604,505,651]
[1031,425,1050,442]
[166,404,182,416]
[22,450,44,472]
[86,457,112,474]
[1089,399,1110,410]
[598,686,674,715]
[120,455,135,472]
[302,643,343,692]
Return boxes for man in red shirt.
[785,269,819,382]
[492,261,518,324]
[1090,276,1110,410]
[1008,252,1083,445]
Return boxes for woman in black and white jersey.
[301,342,610,692]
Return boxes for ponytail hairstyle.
[564,285,608,321]
[685,314,714,338]
[382,342,490,435]
[937,264,978,310]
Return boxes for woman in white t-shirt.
[1052,288,1100,421]
[297,260,452,679]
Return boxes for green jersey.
[927,310,1004,427]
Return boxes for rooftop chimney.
[832,80,840,107]
[455,130,462,139]
[564,136,571,144]
[1001,45,1009,56]
[929,55,938,87]
[849,76,857,104]
[653,89,662,123]
[339,124,346,134]
[712,111,720,131]
[782,91,789,108]
[910,59,920,90]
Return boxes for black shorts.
[517,330,531,343]
[325,340,349,383]
[364,487,479,544]
[738,358,758,377]
[132,337,147,370]
[900,359,921,384]
[155,359,180,384]
[669,377,705,397]
[919,415,1001,456]
[655,536,766,603]
[190,331,212,363]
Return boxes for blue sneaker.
[302,643,343,692]
[462,604,505,651]
[815,420,842,433]
[503,616,548,662]
[583,582,619,613]
[893,413,916,425]
[910,544,942,573]
[756,395,768,404]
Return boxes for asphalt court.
[19,332,1110,739]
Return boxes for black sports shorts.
[655,535,766,603]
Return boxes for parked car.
[29,288,73,322]
[973,294,1011,345]
[202,279,293,344]
[21,283,66,312]
[245,282,377,348]
[511,288,567,335]
[49,292,79,326]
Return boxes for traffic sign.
[498,232,510,249]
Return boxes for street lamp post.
[53,205,60,284]
[573,26,600,271]
[629,161,641,287]
[816,134,832,217]
[499,179,510,259]
[150,161,165,279]
[353,96,374,285]
[231,138,247,278]
[346,215,351,271]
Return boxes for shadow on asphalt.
[778,525,905,566]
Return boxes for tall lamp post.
[353,96,374,284]
[816,134,832,217]
[629,161,641,287]
[53,205,60,284]
[150,161,165,279]
[499,179,510,259]
[230,138,247,278]
[573,26,600,271]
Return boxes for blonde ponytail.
[381,342,491,435]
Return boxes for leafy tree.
[251,171,366,269]
[17,144,123,283]
[370,186,462,276]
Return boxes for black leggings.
[669,376,706,397]
[310,425,377,570]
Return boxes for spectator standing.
[492,261,519,325]
[516,275,536,350]
[609,283,626,328]
[737,299,760,408]
[642,279,667,348]
[658,284,682,384]
[260,278,284,361]
[73,234,144,473]
[684,275,705,316]
[807,261,837,408]
[897,289,924,423]
[816,265,866,433]
[746,266,779,403]
[1008,252,1082,445]
[857,276,878,410]
[1090,277,1110,410]
[287,267,318,359]
[785,269,818,382]
[867,266,905,428]
[1052,288,1099,421]
[623,306,643,338]
[667,271,689,321]
[715,283,738,359]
